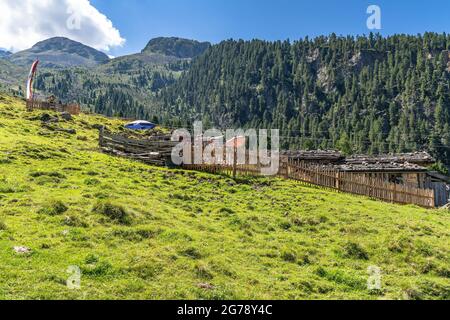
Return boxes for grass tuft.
[92,201,131,225]
[38,200,68,216]
[342,242,369,260]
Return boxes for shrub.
[30,171,66,179]
[85,254,99,264]
[388,236,412,253]
[195,264,214,280]
[84,178,101,186]
[0,179,25,193]
[38,200,68,216]
[93,201,130,224]
[218,207,235,215]
[281,250,297,263]
[111,227,157,241]
[343,242,369,260]
[62,215,88,228]
[180,247,202,259]
[82,261,114,277]
[128,263,162,280]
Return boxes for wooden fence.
[98,132,436,208]
[99,130,178,166]
[184,158,435,208]
[285,159,435,208]
[26,99,81,115]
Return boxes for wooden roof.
[282,150,435,173]
[345,152,435,165]
[281,150,344,161]
[331,163,428,173]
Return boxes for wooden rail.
[26,99,80,115]
[98,131,435,208]
[285,159,435,208]
[184,159,435,208]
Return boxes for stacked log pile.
[99,130,178,166]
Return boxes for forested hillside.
[160,33,450,164]
[1,34,449,164]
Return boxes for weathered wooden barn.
[281,151,450,207]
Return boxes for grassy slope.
[0,94,448,300]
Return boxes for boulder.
[60,112,73,121]
[92,124,105,131]
[13,246,31,255]
[59,128,77,135]
[40,113,59,123]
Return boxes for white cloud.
[0,0,125,52]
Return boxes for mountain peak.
[9,37,110,68]
[142,37,210,59]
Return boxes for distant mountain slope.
[0,59,26,93]
[143,37,210,58]
[26,37,197,119]
[0,49,12,58]
[98,51,183,75]
[8,37,110,68]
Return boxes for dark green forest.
[160,33,450,164]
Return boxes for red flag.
[26,60,39,100]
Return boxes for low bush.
[93,201,130,224]
[343,242,369,260]
[180,247,202,259]
[281,249,297,263]
[38,200,68,216]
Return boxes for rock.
[60,112,72,121]
[40,113,59,123]
[92,124,105,131]
[61,128,77,135]
[55,128,77,135]
[13,246,31,254]
[197,283,215,290]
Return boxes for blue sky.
[90,0,450,56]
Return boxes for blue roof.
[125,120,156,130]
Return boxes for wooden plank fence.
[98,131,435,208]
[184,158,435,208]
[285,159,435,208]
[26,99,81,115]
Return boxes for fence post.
[232,140,237,179]
[393,183,397,204]
[335,171,340,191]
[431,189,435,208]
[285,159,289,179]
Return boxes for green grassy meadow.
[0,94,448,300]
